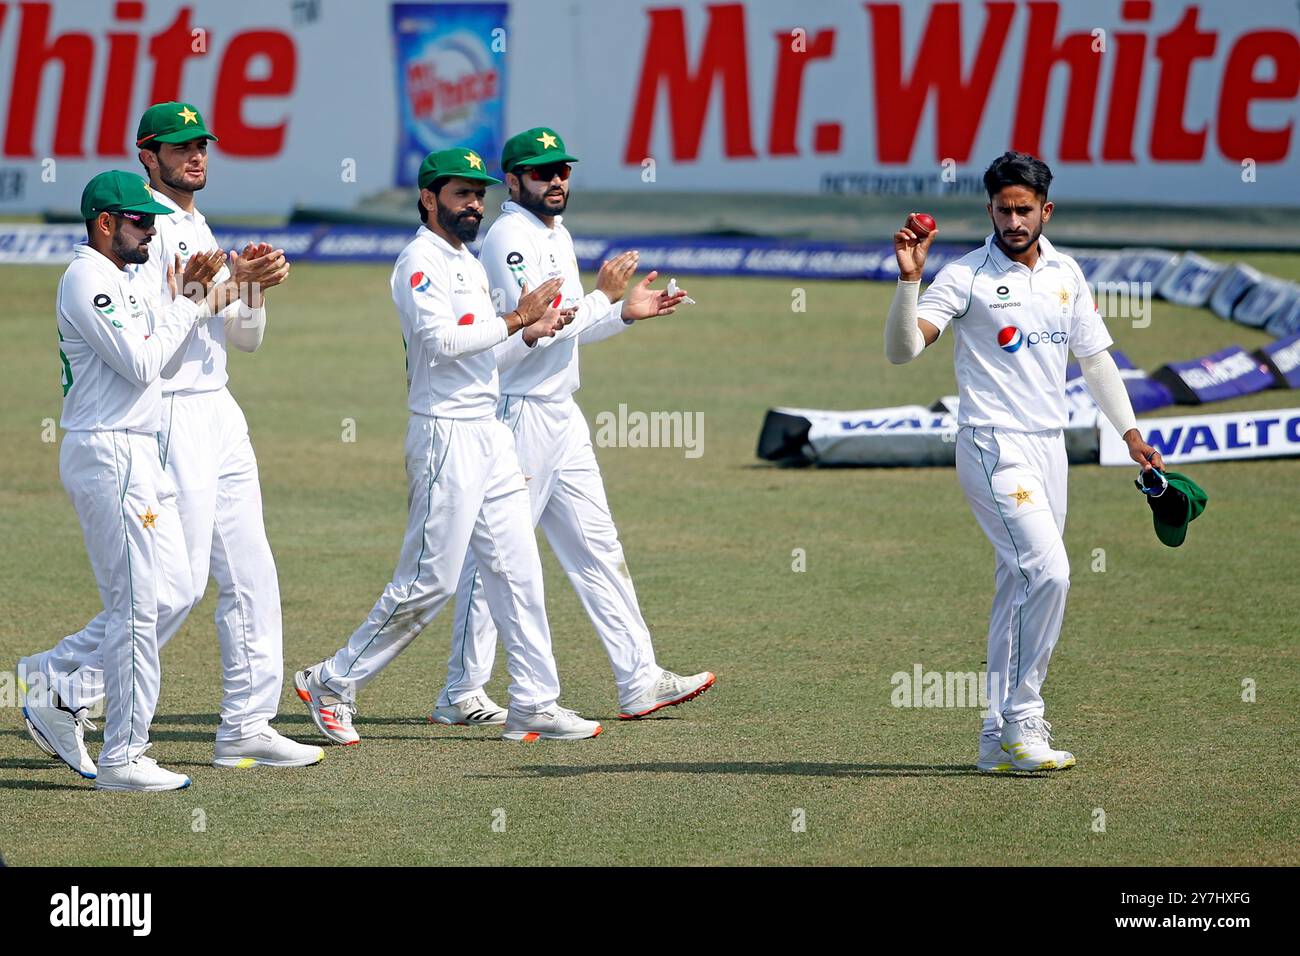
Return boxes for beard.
[436,200,482,242]
[159,160,205,194]
[111,225,151,265]
[516,184,568,218]
[996,221,1041,254]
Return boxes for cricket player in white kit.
[18,103,320,774]
[883,152,1165,773]
[28,170,270,790]
[430,127,714,727]
[294,147,602,743]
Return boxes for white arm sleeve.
[578,298,632,345]
[223,301,266,353]
[1079,349,1138,437]
[884,280,925,365]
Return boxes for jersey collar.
[73,242,129,273]
[151,188,204,225]
[985,232,1061,273]
[417,224,470,257]
[501,199,562,233]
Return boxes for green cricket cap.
[500,127,579,173]
[417,147,502,189]
[135,101,217,147]
[80,170,172,220]
[1137,469,1208,548]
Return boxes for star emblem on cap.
[1009,485,1034,508]
[465,152,483,170]
[139,506,158,529]
[537,131,558,149]
[178,106,198,125]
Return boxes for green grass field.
[1,257,1297,866]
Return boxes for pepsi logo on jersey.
[410,271,431,293]
[998,326,1068,353]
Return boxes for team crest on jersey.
[410,271,431,293]
[997,326,1023,352]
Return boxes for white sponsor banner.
[0,1,1296,215]
[568,0,1300,202]
[1101,408,1300,465]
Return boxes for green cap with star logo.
[135,101,217,147]
[417,147,502,189]
[80,170,173,219]
[500,127,579,173]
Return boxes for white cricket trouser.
[57,431,192,768]
[317,413,561,712]
[439,396,659,709]
[955,426,1069,736]
[29,388,283,742]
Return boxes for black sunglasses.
[113,211,156,229]
[525,163,571,182]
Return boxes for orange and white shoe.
[619,669,716,720]
[501,706,602,742]
[294,665,360,746]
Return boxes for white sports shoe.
[213,729,326,768]
[94,746,191,792]
[501,706,602,742]
[22,680,97,779]
[619,669,716,720]
[977,735,1015,773]
[294,665,360,745]
[16,660,57,758]
[430,692,507,726]
[1001,716,1076,771]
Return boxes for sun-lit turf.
[1,256,1297,866]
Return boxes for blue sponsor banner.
[1256,332,1300,390]
[391,3,508,187]
[1152,345,1275,404]
[1065,349,1174,414]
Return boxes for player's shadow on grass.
[472,761,1030,779]
[0,780,86,790]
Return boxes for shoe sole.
[976,762,1015,773]
[212,751,325,769]
[294,671,360,746]
[17,672,58,757]
[22,706,96,779]
[428,714,507,727]
[618,673,716,720]
[502,725,603,742]
[95,777,192,792]
[1001,746,1077,772]
[23,715,58,758]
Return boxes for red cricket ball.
[908,213,936,237]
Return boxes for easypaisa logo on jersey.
[997,326,1068,353]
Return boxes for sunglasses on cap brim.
[523,163,571,182]
[111,210,156,229]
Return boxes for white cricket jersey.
[130,190,232,395]
[57,243,203,432]
[483,201,627,402]
[917,234,1113,432]
[393,227,506,420]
